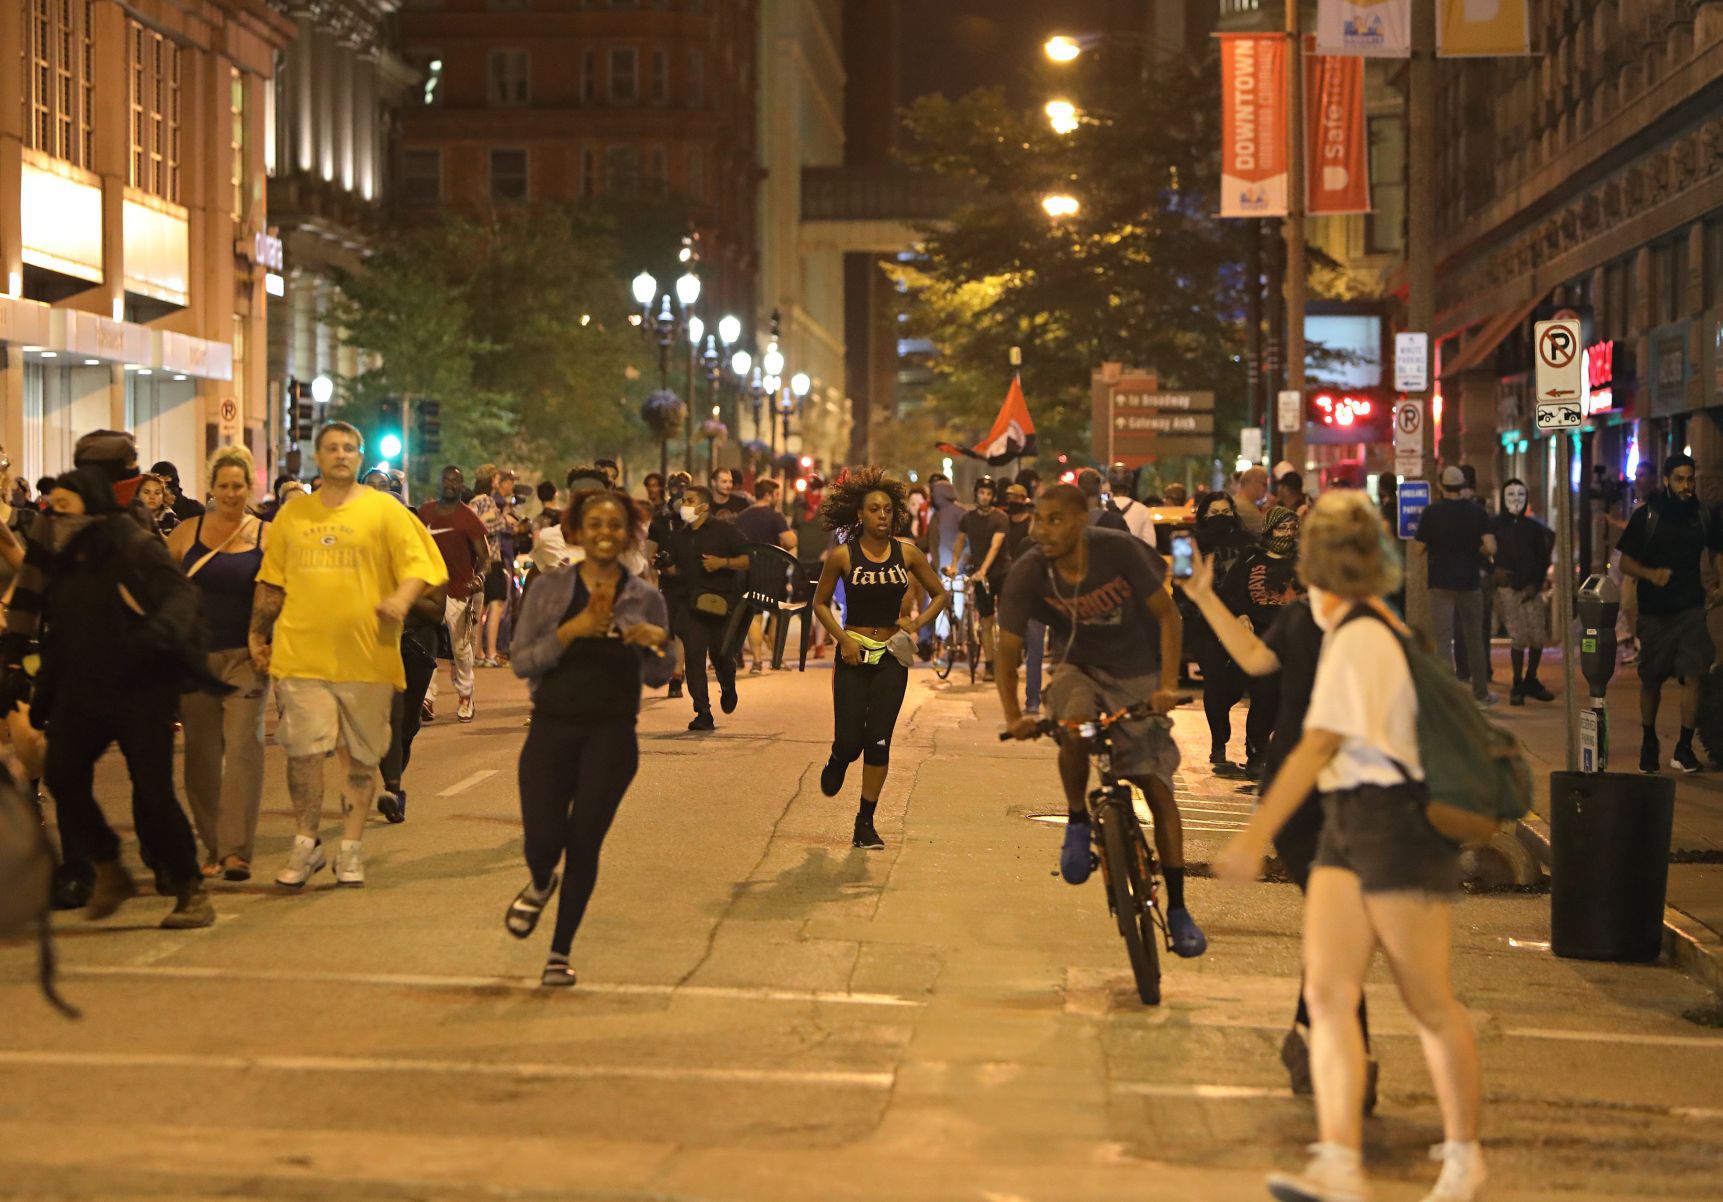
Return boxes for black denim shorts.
[1313,782,1461,896]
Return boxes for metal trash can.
[1549,771,1674,963]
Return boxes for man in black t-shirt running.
[1616,453,1723,774]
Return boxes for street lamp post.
[676,270,702,470]
[702,334,723,475]
[781,372,811,515]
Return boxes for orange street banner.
[1219,34,1288,219]
[1306,48,1370,215]
[1437,0,1530,57]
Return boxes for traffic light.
[372,396,402,461]
[416,399,442,456]
[287,378,315,443]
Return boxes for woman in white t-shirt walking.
[1217,491,1484,1202]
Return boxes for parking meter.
[1576,575,1620,771]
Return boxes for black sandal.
[541,956,577,987]
[505,875,557,939]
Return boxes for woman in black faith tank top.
[812,469,949,849]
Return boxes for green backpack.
[1343,606,1532,845]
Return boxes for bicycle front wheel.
[933,631,955,680]
[963,607,981,686]
[1100,808,1161,1005]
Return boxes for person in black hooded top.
[23,467,220,930]
[1186,490,1259,772]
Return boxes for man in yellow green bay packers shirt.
[249,422,448,889]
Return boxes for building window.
[687,147,705,203]
[26,0,95,169]
[609,48,638,104]
[1364,115,1403,257]
[401,148,442,205]
[581,49,598,103]
[605,144,640,198]
[688,50,705,108]
[488,49,530,106]
[230,70,247,223]
[651,49,668,105]
[490,147,529,202]
[129,20,182,203]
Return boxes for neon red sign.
[1587,340,1613,390]
[1311,393,1374,428]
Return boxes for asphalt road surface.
[2,660,1720,1200]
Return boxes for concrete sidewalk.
[1475,642,1723,995]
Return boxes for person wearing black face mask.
[1000,483,1045,711]
[1188,492,1258,772]
[1220,506,1305,776]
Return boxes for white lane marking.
[1112,1080,1723,1121]
[126,913,243,966]
[1502,1027,1723,1051]
[0,1049,893,1090]
[436,769,499,797]
[61,964,923,1009]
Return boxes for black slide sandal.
[505,874,558,939]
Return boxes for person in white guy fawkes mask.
[1489,478,1556,706]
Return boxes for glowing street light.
[1044,35,1082,63]
[1041,193,1081,218]
[1045,99,1080,135]
[790,372,811,399]
[717,313,743,347]
[310,375,335,404]
[687,314,705,346]
[631,270,657,307]
[675,270,701,307]
[762,340,785,378]
[731,349,752,376]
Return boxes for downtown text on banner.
[1315,0,1412,58]
[1304,43,1370,216]
[1437,0,1530,57]
[1218,34,1289,219]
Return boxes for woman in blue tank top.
[811,469,948,849]
[165,446,268,881]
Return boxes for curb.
[1517,815,1723,998]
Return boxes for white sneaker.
[1268,1143,1369,1202]
[334,840,365,888]
[457,694,476,723]
[275,835,326,888]
[1419,1142,1484,1202]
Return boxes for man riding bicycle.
[946,475,1009,682]
[994,483,1207,958]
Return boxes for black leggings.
[1194,637,1245,760]
[831,655,909,784]
[382,632,437,789]
[1244,673,1280,767]
[517,716,639,957]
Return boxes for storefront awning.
[1440,296,1542,378]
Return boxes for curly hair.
[561,487,642,551]
[819,466,909,534]
[1298,490,1401,599]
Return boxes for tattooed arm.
[249,581,284,674]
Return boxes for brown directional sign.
[1091,369,1216,465]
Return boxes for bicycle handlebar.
[996,696,1191,741]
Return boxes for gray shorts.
[1496,586,1547,649]
[274,678,394,766]
[1313,784,1461,896]
[1636,607,1714,686]
[1045,664,1179,792]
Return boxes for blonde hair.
[1298,490,1401,599]
[208,444,255,489]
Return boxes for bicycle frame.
[1070,712,1172,957]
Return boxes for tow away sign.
[1534,318,1585,430]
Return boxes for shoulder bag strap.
[185,515,254,578]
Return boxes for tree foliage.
[329,207,660,487]
[891,53,1247,467]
